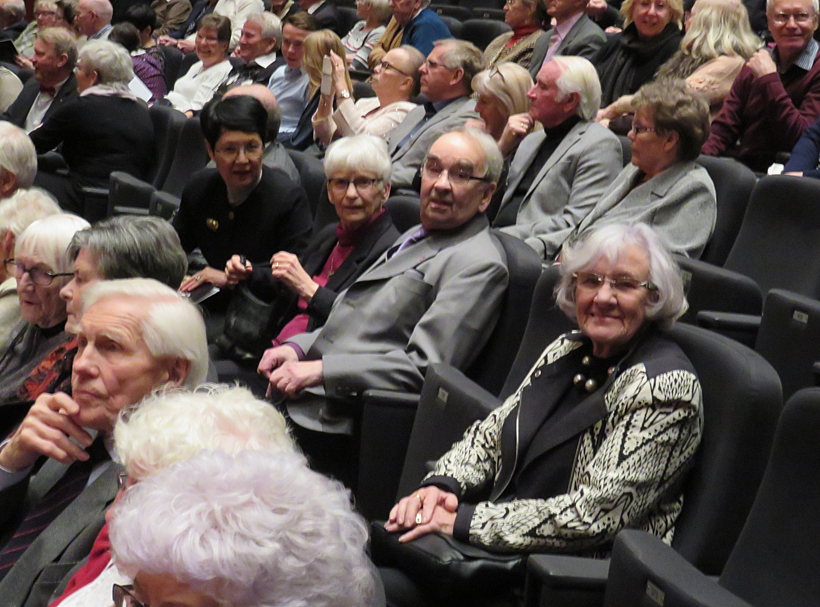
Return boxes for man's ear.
[166,358,192,387]
[478,182,497,212]
[1,229,15,259]
[0,169,17,198]
[451,66,465,87]
[55,52,68,69]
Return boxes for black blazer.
[312,0,346,37]
[281,89,321,151]
[0,73,77,129]
[250,211,399,336]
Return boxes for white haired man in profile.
[0,122,37,199]
[0,278,208,607]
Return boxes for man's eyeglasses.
[573,271,656,294]
[377,59,409,76]
[328,177,381,194]
[4,259,73,286]
[422,158,492,187]
[425,58,453,71]
[771,10,814,24]
[629,122,656,135]
[113,584,144,607]
[214,141,264,160]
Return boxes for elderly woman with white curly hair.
[109,448,376,607]
[30,39,154,214]
[380,222,703,606]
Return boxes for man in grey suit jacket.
[388,39,483,191]
[494,56,621,259]
[0,280,208,607]
[260,128,509,412]
[527,0,606,79]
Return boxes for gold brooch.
[206,218,219,231]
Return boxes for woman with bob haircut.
[0,213,89,410]
[222,134,399,366]
[471,63,534,158]
[164,14,233,116]
[313,45,422,147]
[567,79,716,259]
[593,0,684,110]
[30,40,154,214]
[598,0,760,123]
[381,222,702,606]
[110,449,375,607]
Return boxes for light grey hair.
[245,11,282,49]
[555,223,688,330]
[551,55,601,121]
[325,134,392,184]
[16,214,90,274]
[110,450,376,607]
[37,27,79,71]
[767,0,819,14]
[78,39,134,85]
[0,188,60,237]
[428,127,503,184]
[115,384,295,482]
[435,38,485,93]
[2,0,26,21]
[366,0,393,23]
[0,122,36,191]
[472,62,533,117]
[80,278,208,388]
[67,216,187,289]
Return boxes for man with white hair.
[222,13,285,88]
[0,122,37,199]
[0,0,27,41]
[74,0,113,40]
[493,56,622,260]
[0,279,208,604]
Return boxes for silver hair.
[78,39,134,85]
[366,0,394,23]
[16,214,90,274]
[767,0,818,15]
[0,122,36,190]
[82,0,113,22]
[429,127,504,184]
[0,188,60,237]
[551,55,601,121]
[435,38,485,93]
[2,0,26,21]
[472,62,533,117]
[245,11,282,49]
[80,278,208,387]
[67,216,187,289]
[555,223,688,330]
[324,134,392,185]
[114,384,295,482]
[110,449,375,607]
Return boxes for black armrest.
[604,530,752,607]
[80,186,110,223]
[524,555,609,607]
[361,389,421,410]
[149,190,181,220]
[695,311,761,348]
[108,171,156,217]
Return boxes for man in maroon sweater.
[702,0,820,172]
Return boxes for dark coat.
[0,73,78,128]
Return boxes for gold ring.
[274,262,279,269]
[415,512,423,525]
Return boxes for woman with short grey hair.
[29,39,154,215]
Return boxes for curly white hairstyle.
[114,384,296,481]
[110,449,375,607]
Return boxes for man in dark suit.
[528,0,606,78]
[0,278,208,607]
[0,27,77,132]
[299,0,344,37]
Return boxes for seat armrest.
[80,186,110,223]
[695,311,761,348]
[604,530,753,607]
[361,390,421,410]
[524,555,609,607]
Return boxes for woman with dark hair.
[174,95,312,306]
[123,3,166,71]
[109,22,167,103]
[165,14,232,116]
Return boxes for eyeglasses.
[573,271,656,294]
[422,158,492,186]
[116,470,128,491]
[214,141,264,160]
[328,176,381,194]
[113,584,144,607]
[424,58,452,71]
[4,259,73,286]
[489,66,507,85]
[772,10,814,24]
[629,121,656,135]
[377,59,409,76]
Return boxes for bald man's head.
[224,84,281,140]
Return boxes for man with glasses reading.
[259,128,509,483]
[387,39,483,191]
[702,0,820,172]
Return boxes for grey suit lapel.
[556,15,589,53]
[388,105,425,155]
[390,98,471,162]
[524,122,590,202]
[499,131,546,213]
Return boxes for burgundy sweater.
[702,50,820,172]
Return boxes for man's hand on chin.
[0,392,93,471]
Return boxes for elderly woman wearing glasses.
[0,213,89,407]
[381,221,703,605]
[313,45,424,148]
[564,79,716,259]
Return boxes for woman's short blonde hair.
[621,0,684,29]
[471,62,533,117]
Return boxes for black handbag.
[370,521,525,606]
[214,284,283,366]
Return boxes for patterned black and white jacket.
[422,329,704,556]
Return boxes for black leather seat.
[287,149,327,226]
[438,14,465,37]
[459,19,511,51]
[602,386,820,607]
